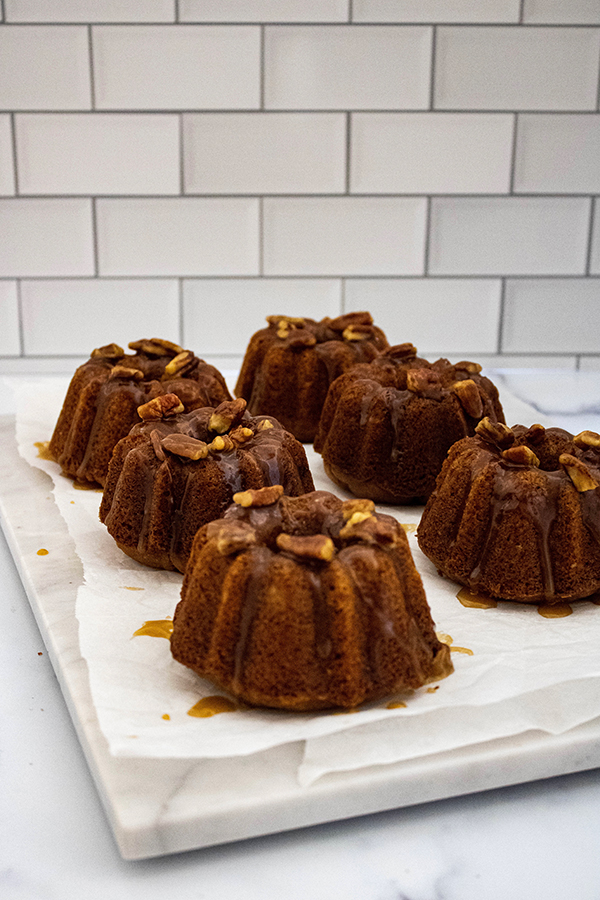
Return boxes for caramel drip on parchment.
[436,632,473,656]
[457,587,497,609]
[132,619,173,639]
[187,696,239,717]
[36,548,49,556]
[34,441,53,460]
[537,604,573,619]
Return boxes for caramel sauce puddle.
[187,696,239,718]
[132,619,173,639]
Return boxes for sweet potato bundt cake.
[313,343,505,505]
[170,487,453,710]
[50,338,232,486]
[417,419,600,605]
[234,312,389,443]
[99,396,314,574]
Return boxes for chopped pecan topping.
[276,533,335,561]
[342,498,376,520]
[328,311,373,331]
[454,360,482,375]
[164,349,196,377]
[91,342,124,359]
[108,365,144,381]
[230,425,254,444]
[340,515,398,546]
[523,423,546,445]
[256,418,274,431]
[128,338,183,357]
[406,368,440,393]
[209,397,247,434]
[475,417,515,449]
[137,393,184,420]
[233,484,284,508]
[560,453,599,492]
[573,430,600,450]
[208,434,235,453]
[208,521,257,556]
[150,429,166,461]
[342,325,372,342]
[452,379,483,419]
[288,330,317,349]
[386,343,418,360]
[501,445,540,467]
[266,315,305,340]
[161,434,208,460]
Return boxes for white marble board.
[2,399,600,860]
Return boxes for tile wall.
[0,0,599,374]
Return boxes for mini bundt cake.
[234,312,389,443]
[99,396,315,573]
[417,419,600,605]
[171,486,453,710]
[314,343,505,504]
[50,338,232,486]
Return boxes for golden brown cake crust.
[314,344,505,504]
[417,420,600,604]
[49,339,232,486]
[171,488,452,710]
[234,312,389,443]
[99,398,315,574]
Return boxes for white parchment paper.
[13,378,600,786]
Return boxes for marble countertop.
[2,370,600,900]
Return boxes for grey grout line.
[174,0,180,24]
[258,196,264,276]
[429,26,437,111]
[585,198,596,276]
[348,0,353,24]
[1,274,598,282]
[87,25,96,110]
[9,113,19,195]
[340,277,346,314]
[260,25,266,111]
[423,197,432,275]
[178,113,185,195]
[509,113,519,194]
[519,0,525,25]
[178,277,184,345]
[345,112,351,194]
[3,191,597,200]
[596,40,600,112]
[497,278,507,354]
[15,279,24,357]
[3,108,599,116]
[1,21,599,27]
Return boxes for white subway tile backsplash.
[264,25,432,110]
[20,278,180,355]
[184,113,346,194]
[0,280,20,355]
[514,115,600,194]
[429,197,591,275]
[523,0,600,24]
[96,198,259,276]
[0,198,94,276]
[503,279,600,353]
[351,112,513,194]
[93,25,261,110]
[183,278,342,355]
[590,200,600,274]
[263,197,427,275]
[0,25,91,110]
[16,114,180,195]
[353,1,520,23]
[5,1,176,22]
[344,278,501,352]
[179,1,349,22]
[435,26,600,111]
[0,115,15,195]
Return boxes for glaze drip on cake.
[417,419,600,604]
[171,487,453,711]
[314,344,505,504]
[50,338,232,486]
[234,312,389,443]
[99,397,314,573]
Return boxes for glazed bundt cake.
[50,338,232,486]
[171,486,453,711]
[314,343,505,504]
[234,312,389,443]
[99,396,314,573]
[417,419,600,605]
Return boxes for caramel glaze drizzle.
[187,696,239,717]
[132,619,173,639]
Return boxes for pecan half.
[560,453,600,492]
[108,365,144,381]
[340,515,398,546]
[454,360,482,375]
[233,484,284,508]
[475,417,515,449]
[161,434,208,460]
[207,521,257,556]
[150,429,166,461]
[342,498,376,520]
[164,349,196,377]
[452,379,483,419]
[209,397,247,434]
[91,342,124,359]
[406,368,440,393]
[128,338,183,357]
[328,311,373,331]
[501,445,540,467]
[523,423,546,445]
[208,434,235,453]
[288,330,317,349]
[573,430,600,451]
[276,533,335,561]
[230,425,254,444]
[386,343,418,360]
[137,393,184,420]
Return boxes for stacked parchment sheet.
[13,379,600,787]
